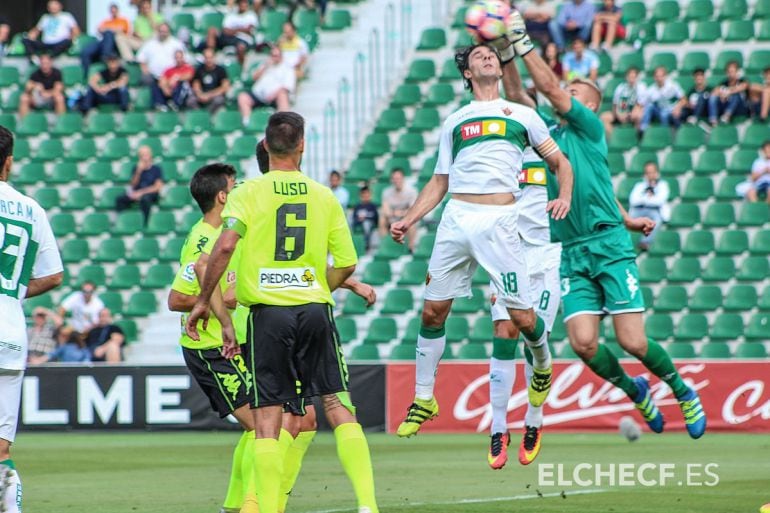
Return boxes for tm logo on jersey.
[259,267,319,290]
[460,119,507,140]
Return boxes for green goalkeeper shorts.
[560,225,646,322]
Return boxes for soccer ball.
[464,0,512,42]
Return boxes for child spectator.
[737,141,770,203]
[352,186,379,250]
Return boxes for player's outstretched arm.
[26,272,63,298]
[340,277,377,307]
[501,60,536,109]
[327,265,356,292]
[391,173,448,244]
[616,199,656,236]
[544,151,574,220]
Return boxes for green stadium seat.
[439,57,460,81]
[78,213,110,237]
[3,91,21,112]
[66,138,98,162]
[323,9,352,30]
[0,66,20,87]
[648,231,680,256]
[170,12,194,31]
[724,285,758,311]
[114,211,144,236]
[167,137,195,160]
[639,257,667,283]
[406,59,436,82]
[675,313,709,341]
[648,52,677,73]
[685,0,714,19]
[197,11,224,32]
[682,230,714,255]
[707,126,739,150]
[715,50,744,70]
[606,151,626,175]
[127,238,160,263]
[728,150,758,176]
[694,151,726,175]
[735,343,768,358]
[742,123,770,149]
[32,139,64,162]
[716,230,749,255]
[60,186,93,210]
[758,19,770,40]
[349,345,381,360]
[389,343,417,360]
[673,125,706,150]
[359,133,390,158]
[656,285,688,312]
[746,314,770,340]
[362,260,391,285]
[411,108,441,132]
[737,203,770,227]
[457,344,488,360]
[114,319,137,343]
[83,112,115,135]
[161,186,193,210]
[699,342,731,358]
[659,20,689,43]
[124,291,158,317]
[682,177,714,202]
[181,111,212,135]
[424,83,455,106]
[363,318,397,344]
[702,256,736,281]
[667,343,696,358]
[445,317,470,344]
[346,159,376,182]
[398,260,429,285]
[143,264,174,289]
[725,19,755,41]
[751,230,770,255]
[454,31,474,49]
[34,187,60,209]
[390,84,422,107]
[690,20,721,42]
[703,203,735,228]
[469,317,493,344]
[719,0,749,19]
[646,314,674,341]
[296,7,320,32]
[740,261,769,285]
[17,113,48,137]
[15,163,45,185]
[651,0,680,21]
[403,317,420,342]
[145,211,177,236]
[50,213,75,237]
[230,136,258,159]
[147,111,179,135]
[381,289,414,314]
[93,238,125,263]
[375,237,409,261]
[211,110,241,135]
[417,27,447,50]
[50,112,83,137]
[115,112,148,136]
[199,136,228,159]
[668,257,701,282]
[393,133,424,157]
[660,150,691,175]
[640,126,670,151]
[336,317,357,344]
[629,151,658,175]
[756,0,770,18]
[97,187,125,211]
[376,108,407,133]
[159,237,185,263]
[100,291,124,316]
[681,51,710,73]
[747,50,770,74]
[99,138,131,161]
[626,20,657,45]
[690,285,723,311]
[246,109,271,133]
[716,176,743,200]
[60,239,89,264]
[711,313,743,340]
[383,157,411,176]
[608,126,638,151]
[669,203,700,228]
[77,264,107,287]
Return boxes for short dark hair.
[330,170,341,179]
[360,185,370,193]
[256,138,269,174]
[726,60,739,69]
[455,43,501,92]
[762,140,770,148]
[693,68,705,75]
[0,125,13,170]
[265,112,304,157]
[190,163,236,214]
[390,168,405,177]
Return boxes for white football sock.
[489,357,516,434]
[1,463,22,513]
[414,334,446,400]
[522,318,552,371]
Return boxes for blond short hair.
[569,77,603,106]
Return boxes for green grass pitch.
[14,431,770,512]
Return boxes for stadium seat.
[61,186,94,210]
[114,212,144,236]
[390,84,422,107]
[742,123,770,149]
[747,50,770,74]
[100,291,124,316]
[724,285,758,311]
[32,139,64,162]
[93,238,125,263]
[469,317,493,344]
[51,112,83,137]
[50,213,75,238]
[167,137,196,160]
[116,112,148,136]
[17,112,48,136]
[83,112,115,135]
[711,313,744,340]
[100,138,131,161]
[667,343,696,358]
[161,186,193,210]
[682,177,714,202]
[199,136,228,159]
[452,288,485,313]
[375,108,407,133]
[417,27,447,50]
[323,9,352,30]
[60,239,89,264]
[681,51,710,73]
[77,264,107,287]
[15,163,45,185]
[375,237,409,260]
[673,125,706,150]
[0,66,20,87]
[439,57,460,81]
[703,203,735,228]
[148,112,179,135]
[716,230,749,255]
[707,126,739,150]
[362,261,391,285]
[675,314,709,341]
[424,83,455,106]
[406,59,436,82]
[34,187,60,210]
[445,317,470,343]
[639,257,667,283]
[700,342,731,358]
[160,237,185,262]
[114,319,137,343]
[124,291,158,317]
[109,265,141,290]
[656,285,688,312]
[393,133,425,157]
[694,151,726,175]
[363,318,397,344]
[685,0,714,19]
[181,111,212,135]
[659,20,689,43]
[646,314,674,341]
[145,212,177,235]
[359,133,390,158]
[211,110,241,135]
[715,49,744,70]
[648,231,680,256]
[143,264,175,289]
[648,52,677,73]
[78,213,110,237]
[737,203,770,227]
[383,157,411,176]
[350,345,380,360]
[682,230,714,256]
[667,257,701,283]
[170,12,194,31]
[67,138,98,162]
[746,314,770,340]
[96,187,124,210]
[640,126,670,151]
[660,151,691,175]
[231,136,258,159]
[381,289,414,314]
[735,343,768,358]
[608,126,638,151]
[702,257,736,281]
[690,285,723,311]
[453,341,488,360]
[651,0,680,21]
[716,176,743,199]
[178,160,204,182]
[246,109,271,133]
[738,257,770,281]
[669,204,700,227]
[757,19,770,39]
[127,238,160,263]
[411,108,441,132]
[336,317,357,344]
[398,260,429,285]
[691,20,722,42]
[389,343,417,360]
[629,151,657,175]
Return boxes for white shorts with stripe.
[0,369,23,443]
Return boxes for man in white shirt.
[198,0,259,66]
[740,140,770,203]
[237,46,295,124]
[639,66,683,133]
[58,281,105,334]
[278,21,309,78]
[628,162,670,250]
[329,170,349,208]
[0,125,64,513]
[136,23,186,85]
[22,0,80,59]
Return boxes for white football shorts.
[0,369,23,443]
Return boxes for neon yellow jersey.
[221,171,357,307]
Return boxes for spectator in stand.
[329,170,349,208]
[639,66,683,134]
[117,0,164,59]
[549,0,595,51]
[519,0,555,47]
[749,67,770,122]
[191,48,231,113]
[237,46,296,123]
[379,168,419,252]
[278,21,309,78]
[542,41,562,79]
[136,23,185,86]
[628,162,670,250]
[80,3,131,79]
[737,141,770,203]
[19,54,65,119]
[590,0,625,51]
[115,145,164,225]
[22,0,80,59]
[352,185,379,251]
[562,38,598,82]
[29,325,91,364]
[601,66,644,137]
[0,17,10,65]
[27,307,63,360]
[152,49,194,110]
[198,0,258,66]
[85,308,125,363]
[708,61,750,126]
[58,281,104,335]
[673,68,710,124]
[80,53,129,113]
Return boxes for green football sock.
[253,437,284,513]
[523,346,533,366]
[334,423,379,513]
[641,339,690,398]
[222,431,251,510]
[278,430,316,513]
[491,336,517,360]
[585,344,638,399]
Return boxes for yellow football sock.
[253,438,283,513]
[242,432,256,496]
[278,430,316,513]
[334,423,378,513]
[223,431,251,510]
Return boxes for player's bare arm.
[390,173,448,243]
[26,271,63,298]
[327,264,356,292]
[543,150,573,220]
[501,59,535,109]
[193,250,235,352]
[616,198,656,235]
[339,276,377,307]
[168,290,197,312]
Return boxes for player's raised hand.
[488,36,514,64]
[353,281,377,307]
[220,322,240,359]
[185,301,210,341]
[390,220,410,244]
[506,10,534,56]
[546,198,571,220]
[626,216,656,235]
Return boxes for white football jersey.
[516,147,552,246]
[434,98,558,194]
[0,181,63,370]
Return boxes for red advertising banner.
[386,361,770,433]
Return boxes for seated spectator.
[549,0,595,51]
[29,325,91,364]
[237,46,296,123]
[601,66,644,137]
[191,48,231,113]
[708,61,749,126]
[674,68,710,124]
[152,50,194,110]
[379,168,419,252]
[562,38,598,82]
[639,66,683,133]
[80,53,129,113]
[136,23,185,86]
[590,0,625,51]
[0,17,9,65]
[115,145,164,225]
[85,308,125,363]
[116,0,164,60]
[278,21,309,78]
[738,141,770,203]
[519,0,555,47]
[749,67,770,122]
[542,41,562,79]
[329,170,349,208]
[19,54,65,119]
[199,0,258,66]
[22,0,80,59]
[58,281,104,335]
[628,162,670,250]
[352,185,379,251]
[27,307,63,360]
[80,3,131,79]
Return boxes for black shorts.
[247,303,349,408]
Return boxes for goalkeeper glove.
[487,37,515,64]
[507,10,535,57]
